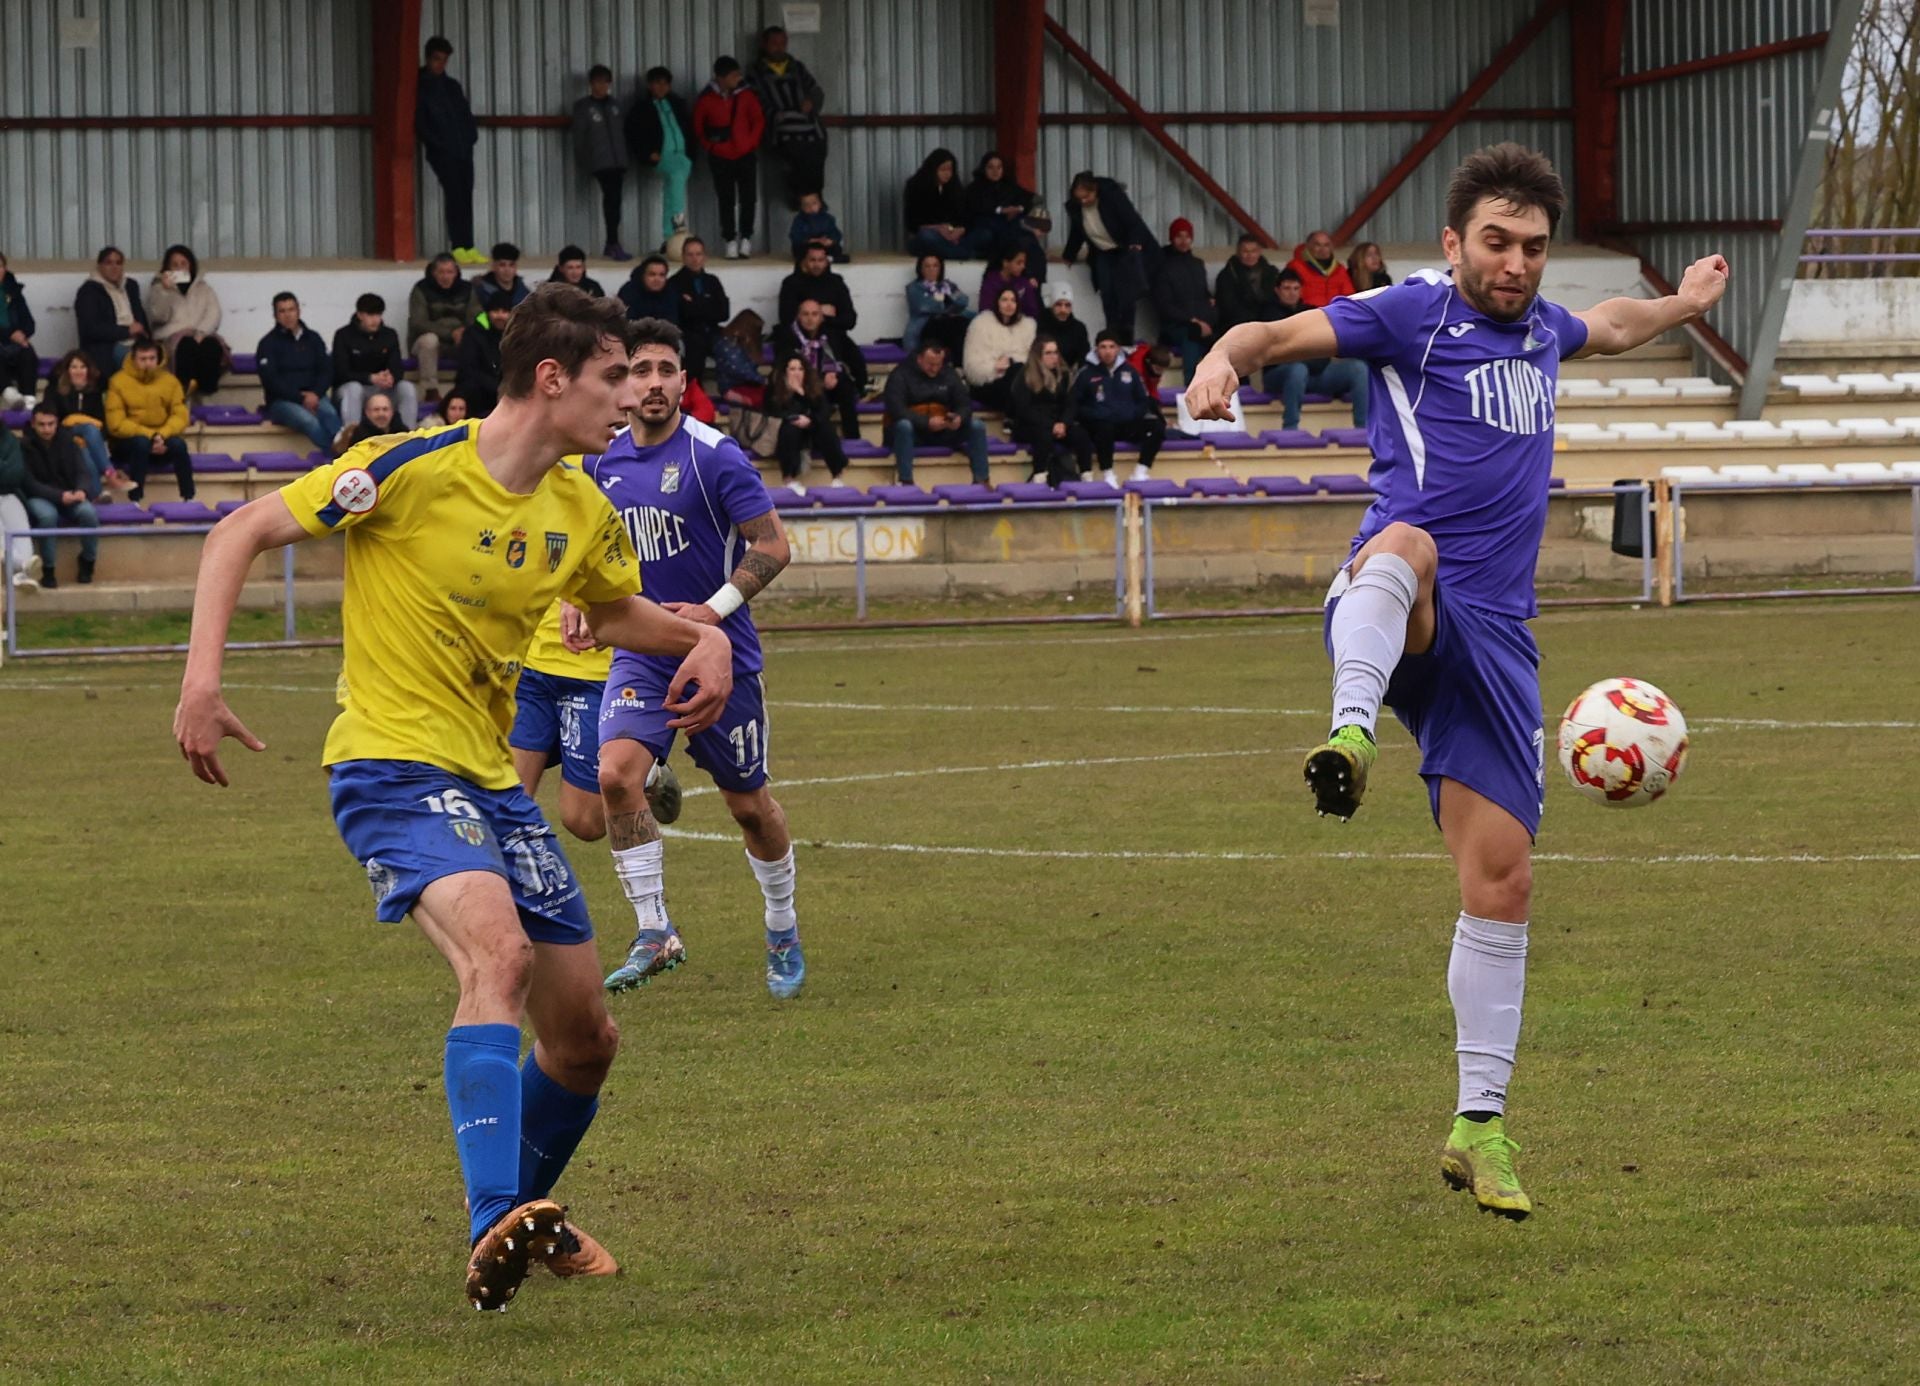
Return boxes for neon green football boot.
[1440,1115,1532,1220]
[1302,724,1378,820]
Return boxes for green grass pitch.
[4,598,1919,1383]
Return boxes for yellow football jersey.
[281,420,640,788]
[524,597,613,682]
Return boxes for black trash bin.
[1610,478,1653,558]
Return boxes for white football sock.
[611,840,670,930]
[1448,912,1528,1115]
[747,847,799,940]
[1327,551,1418,739]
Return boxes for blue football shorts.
[509,668,606,794]
[598,659,770,794]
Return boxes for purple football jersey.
[589,415,774,676]
[1322,270,1588,618]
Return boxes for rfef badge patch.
[331,467,378,515]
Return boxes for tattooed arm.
[667,509,792,624]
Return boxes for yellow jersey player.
[173,285,733,1312]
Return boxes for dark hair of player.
[1446,142,1565,237]
[626,316,685,362]
[498,283,636,398]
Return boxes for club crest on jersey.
[660,461,683,494]
[449,820,488,846]
[505,528,528,569]
[545,531,569,572]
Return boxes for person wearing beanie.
[1037,282,1090,373]
[1152,217,1216,364]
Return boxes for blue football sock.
[517,1050,600,1203]
[444,1022,524,1245]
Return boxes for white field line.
[678,746,1306,798]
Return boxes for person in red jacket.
[694,56,767,260]
[1286,229,1356,308]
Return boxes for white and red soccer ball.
[1556,677,1689,808]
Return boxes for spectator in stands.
[1287,229,1355,307]
[617,255,679,323]
[473,243,529,314]
[749,25,828,208]
[75,246,150,380]
[695,56,766,260]
[1347,240,1392,291]
[418,36,482,265]
[773,300,860,440]
[0,253,40,408]
[105,338,192,502]
[789,190,848,263]
[1038,283,1091,373]
[338,390,407,450]
[547,245,606,297]
[20,402,98,587]
[1061,171,1157,340]
[962,288,1035,413]
[438,389,472,424]
[1153,218,1215,365]
[406,253,477,403]
[681,374,718,424]
[145,244,225,400]
[767,356,849,493]
[668,237,729,383]
[1214,234,1282,333]
[1262,268,1368,432]
[1125,340,1174,400]
[1009,337,1092,487]
[964,150,1043,262]
[454,297,513,417]
[905,149,993,260]
[883,341,990,485]
[979,246,1042,321]
[903,253,971,357]
[257,292,343,455]
[571,64,632,262]
[626,67,696,255]
[711,310,767,404]
[778,243,866,391]
[0,419,41,592]
[46,351,123,496]
[331,292,419,430]
[1072,328,1164,485]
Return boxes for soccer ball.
[1556,677,1689,808]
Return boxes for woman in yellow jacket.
[105,338,194,503]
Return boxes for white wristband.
[706,582,746,618]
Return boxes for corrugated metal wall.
[0,0,372,261]
[1040,0,1575,249]
[1618,0,1835,366]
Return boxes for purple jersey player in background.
[566,316,809,1000]
[1187,143,1727,1220]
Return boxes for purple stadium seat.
[810,485,876,508]
[37,356,58,376]
[1156,387,1180,406]
[1184,476,1256,498]
[230,353,258,373]
[931,483,999,505]
[149,500,220,524]
[189,452,247,473]
[1312,473,1374,496]
[1060,480,1124,501]
[1125,478,1187,498]
[1258,429,1329,449]
[94,502,158,525]
[1302,392,1333,405]
[1248,476,1316,497]
[985,437,1020,455]
[215,499,248,516]
[1158,435,1208,452]
[1239,389,1275,406]
[767,486,813,509]
[242,451,309,472]
[842,437,890,458]
[912,445,956,458]
[1,409,27,429]
[855,399,886,415]
[1321,427,1370,449]
[871,484,932,505]
[997,481,1058,502]
[1207,433,1268,450]
[864,343,908,365]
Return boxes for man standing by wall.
[418,36,484,267]
[748,26,828,210]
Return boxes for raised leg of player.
[719,786,805,998]
[600,736,684,991]
[518,939,620,1202]
[1436,778,1533,1218]
[1333,522,1437,734]
[410,870,537,1244]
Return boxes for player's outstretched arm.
[1184,311,1341,420]
[1573,254,1729,358]
[174,495,310,785]
[584,596,735,733]
[664,510,791,625]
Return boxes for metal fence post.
[1142,498,1158,619]
[282,542,297,642]
[1912,486,1919,585]
[1670,482,1687,604]
[1638,482,1653,605]
[1111,502,1125,618]
[854,513,868,621]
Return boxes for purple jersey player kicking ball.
[567,316,809,1000]
[1186,143,1727,1220]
